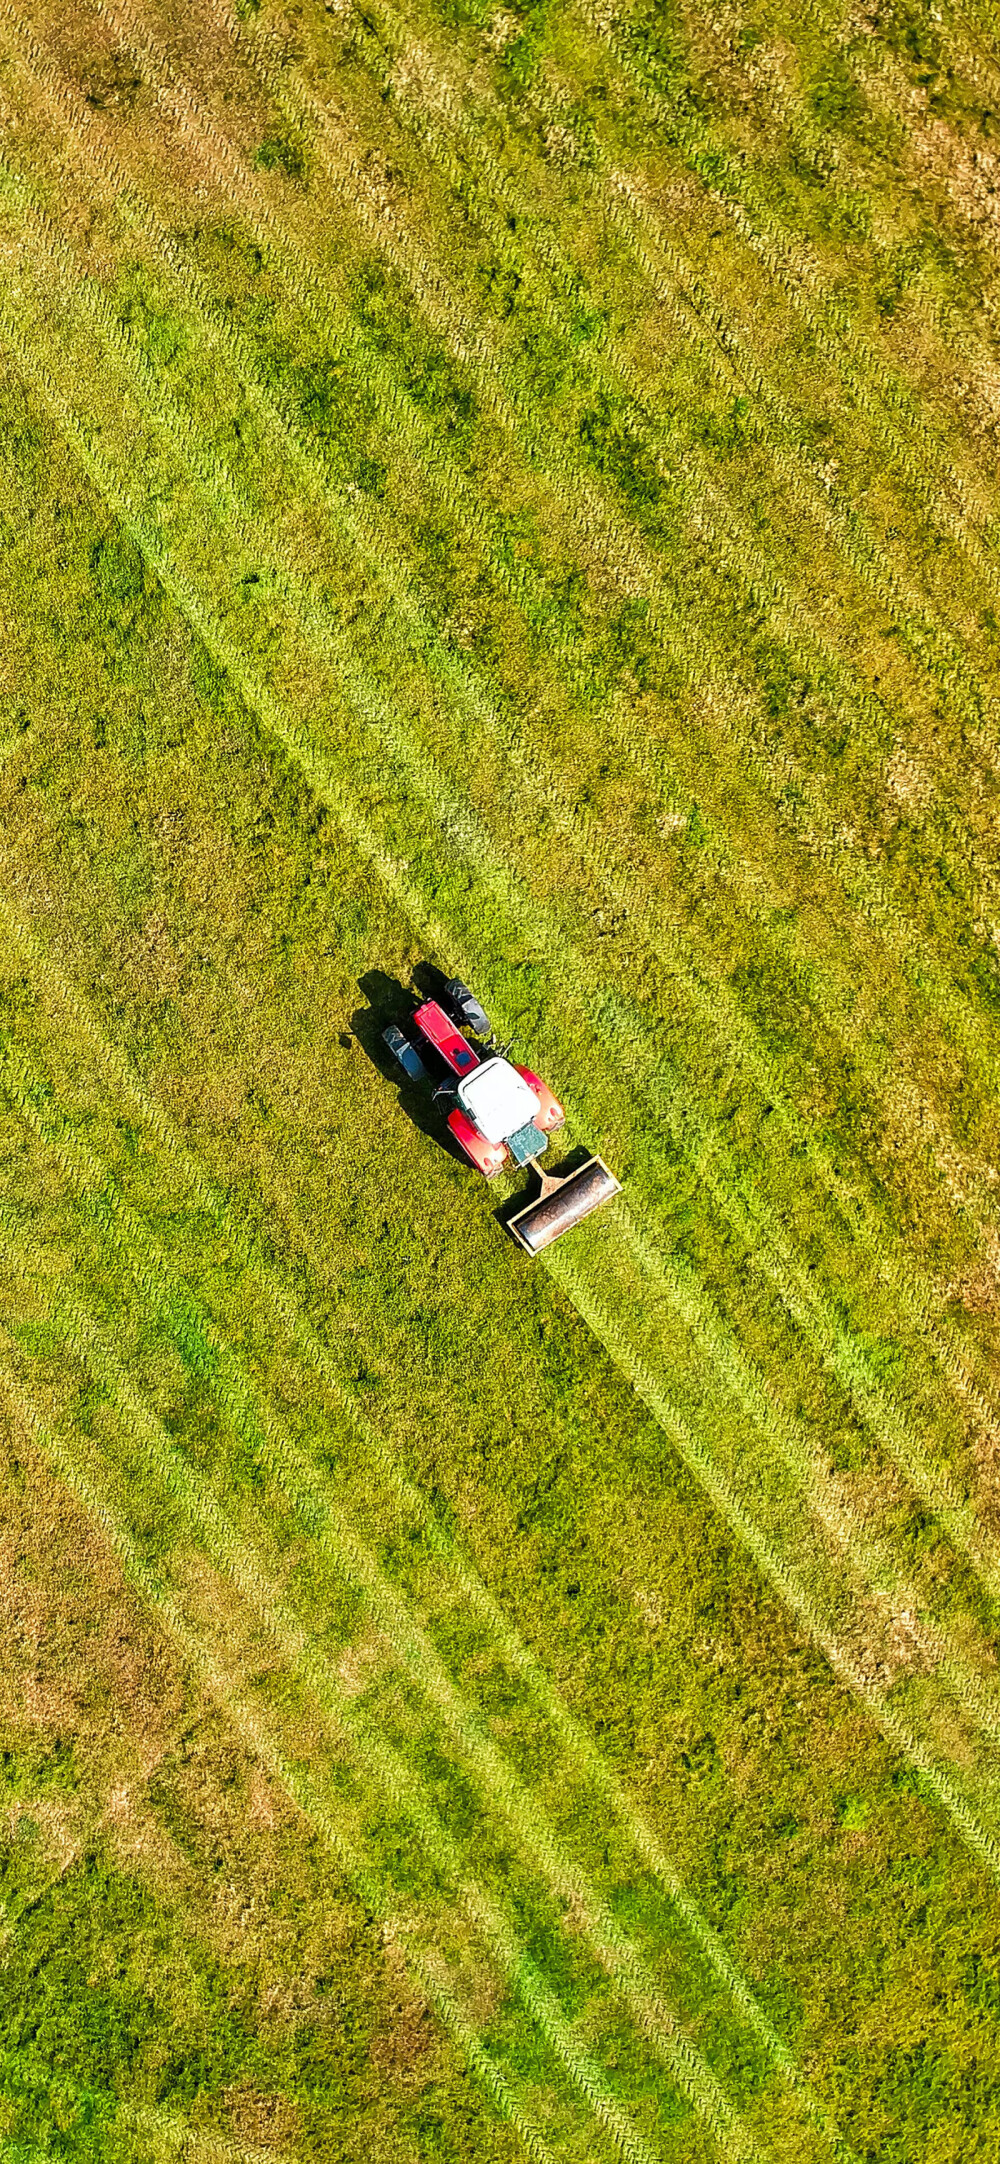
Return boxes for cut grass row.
[15,0,1000,1164]
[0,1117,827,2161]
[1,460,1000,2164]
[5,8,1000,1419]
[5,280,1000,1878]
[94,0,1000,1071]
[0,1013,850,2162]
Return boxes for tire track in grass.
[7,292,1000,1895]
[612,1203,1000,1748]
[0,900,875,2164]
[545,1244,1000,1886]
[7,979,1000,2140]
[13,1299,684,2164]
[6,188,999,1538]
[0,1377,563,2164]
[5,296,1000,1817]
[7,18,1000,1314]
[0,1094,788,2164]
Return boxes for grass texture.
[2,1,1000,2157]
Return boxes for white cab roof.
[456,1057,541,1146]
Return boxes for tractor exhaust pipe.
[507,1155,621,1255]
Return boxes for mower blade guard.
[507,1156,621,1255]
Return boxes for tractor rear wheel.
[383,1025,428,1082]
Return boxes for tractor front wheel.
[443,979,492,1039]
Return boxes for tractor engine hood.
[456,1057,541,1146]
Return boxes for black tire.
[443,978,492,1037]
[382,1025,428,1082]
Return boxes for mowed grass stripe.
[0,1056,809,2163]
[5,309,1000,1830]
[0,1377,566,2164]
[5,16,1000,1324]
[34,0,1000,1162]
[547,1246,1000,1884]
[13,1293,685,2164]
[4,227,995,1566]
[84,0,1000,1109]
[0,892,867,2164]
[614,1210,1000,1749]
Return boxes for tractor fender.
[447,1107,508,1178]
[514,1066,565,1131]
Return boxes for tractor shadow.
[350,969,463,1158]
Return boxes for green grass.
[2,0,1000,2156]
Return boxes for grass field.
[2,0,1000,2156]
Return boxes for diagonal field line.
[85,0,1000,1110]
[3,294,1000,1916]
[0,1375,562,2164]
[5,21,1000,1467]
[547,1246,1000,1886]
[2,65,996,1387]
[0,1115,778,2164]
[1,267,993,1600]
[0,900,858,2164]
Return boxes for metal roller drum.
[508,1156,621,1254]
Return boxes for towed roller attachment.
[507,1155,621,1255]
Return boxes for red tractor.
[383,979,620,1253]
